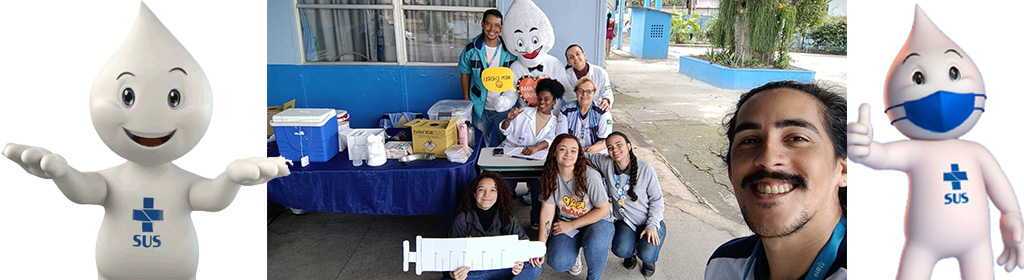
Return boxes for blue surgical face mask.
[886,90,986,133]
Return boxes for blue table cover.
[267,132,481,216]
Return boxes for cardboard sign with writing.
[481,67,514,92]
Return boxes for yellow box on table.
[405,116,458,158]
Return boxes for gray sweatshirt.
[586,153,666,231]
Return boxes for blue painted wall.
[268,0,606,128]
[268,65,463,128]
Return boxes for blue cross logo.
[943,164,968,191]
[132,197,164,232]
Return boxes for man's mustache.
[741,170,807,190]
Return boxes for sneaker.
[568,250,583,276]
[531,222,539,231]
[521,193,532,205]
[623,255,637,270]
[641,262,656,277]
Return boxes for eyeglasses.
[575,89,596,94]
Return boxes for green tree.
[711,0,829,68]
[806,15,846,54]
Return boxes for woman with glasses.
[557,77,613,153]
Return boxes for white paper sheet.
[403,235,547,275]
[504,147,547,161]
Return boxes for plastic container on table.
[270,108,339,162]
[427,100,473,125]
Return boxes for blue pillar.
[616,0,624,50]
[653,0,662,10]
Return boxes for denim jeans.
[611,220,666,264]
[505,178,540,224]
[440,262,542,280]
[474,108,510,147]
[546,219,614,280]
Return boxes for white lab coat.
[499,106,558,148]
[563,63,614,106]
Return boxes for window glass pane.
[302,0,392,5]
[404,10,483,63]
[402,0,494,7]
[299,8,398,63]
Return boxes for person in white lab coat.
[563,44,613,111]
[499,78,564,230]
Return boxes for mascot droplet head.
[90,2,213,166]
[501,0,555,68]
[884,5,985,140]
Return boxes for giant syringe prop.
[402,235,546,275]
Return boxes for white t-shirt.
[483,44,501,111]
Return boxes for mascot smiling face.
[501,0,555,68]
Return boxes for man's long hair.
[723,81,847,214]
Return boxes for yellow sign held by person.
[481,67,514,92]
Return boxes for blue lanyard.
[743,217,845,280]
[479,44,500,68]
[614,174,629,205]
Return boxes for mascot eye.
[949,66,960,81]
[517,39,523,47]
[121,88,135,107]
[168,89,181,108]
[532,36,538,44]
[912,71,925,85]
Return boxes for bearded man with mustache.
[705,81,848,280]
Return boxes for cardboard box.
[267,99,296,138]
[405,116,459,158]
[384,141,413,159]
[338,122,351,153]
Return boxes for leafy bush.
[670,9,701,44]
[806,15,846,54]
[702,16,717,43]
[702,48,762,68]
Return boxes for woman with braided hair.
[585,131,666,277]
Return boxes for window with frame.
[296,0,496,65]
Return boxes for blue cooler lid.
[270,108,336,127]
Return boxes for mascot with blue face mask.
[848,5,1024,278]
[502,0,571,109]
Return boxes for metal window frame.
[293,0,495,66]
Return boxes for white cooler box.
[270,108,339,162]
[428,100,474,125]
